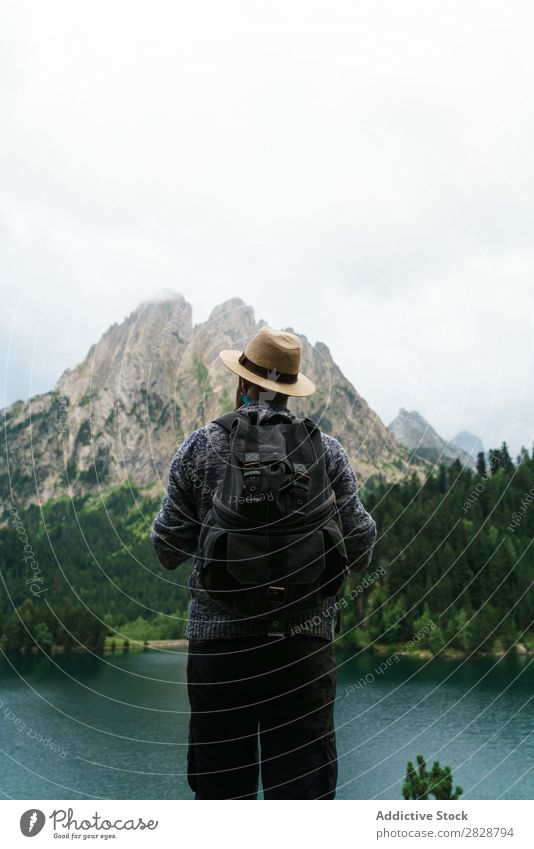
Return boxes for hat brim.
[219,350,316,397]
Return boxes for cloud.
[1,0,533,455]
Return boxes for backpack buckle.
[243,452,261,480]
[292,464,310,494]
[243,461,261,479]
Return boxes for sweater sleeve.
[323,434,377,573]
[151,430,204,570]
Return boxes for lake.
[0,648,532,799]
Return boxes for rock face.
[388,408,476,469]
[451,430,485,459]
[2,293,423,507]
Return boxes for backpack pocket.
[322,521,348,569]
[226,529,326,586]
[318,522,349,598]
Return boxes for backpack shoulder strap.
[260,411,294,426]
[213,408,295,433]
[300,416,320,432]
[294,416,325,468]
[212,411,246,433]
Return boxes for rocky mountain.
[1,292,425,508]
[451,430,485,459]
[388,408,476,470]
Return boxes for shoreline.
[12,638,531,658]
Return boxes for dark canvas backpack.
[196,407,349,624]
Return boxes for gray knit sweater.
[151,400,377,641]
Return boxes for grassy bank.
[5,633,533,658]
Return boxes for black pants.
[186,635,338,799]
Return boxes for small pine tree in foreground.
[403,755,463,800]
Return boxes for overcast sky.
[1,0,533,456]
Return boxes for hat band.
[238,352,298,384]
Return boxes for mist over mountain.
[452,430,485,459]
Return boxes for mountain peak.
[2,296,425,506]
[389,409,475,469]
[398,407,425,422]
[207,297,254,323]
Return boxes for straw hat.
[219,326,316,397]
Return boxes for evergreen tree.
[403,755,463,800]
[488,448,502,475]
[1,450,532,655]
[499,441,515,474]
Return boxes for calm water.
[0,648,532,800]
